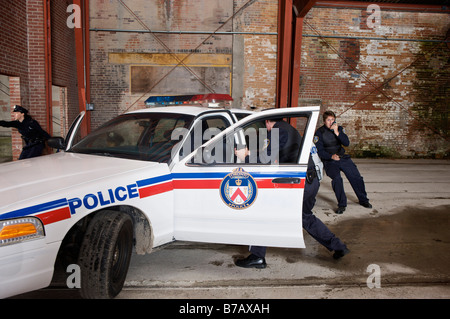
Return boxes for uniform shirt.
[246,120,316,173]
[258,120,302,164]
[314,125,350,161]
[0,116,51,145]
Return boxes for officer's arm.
[0,120,18,128]
[337,126,350,147]
[315,130,332,160]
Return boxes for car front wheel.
[78,210,133,299]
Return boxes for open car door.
[64,111,86,151]
[48,111,86,152]
[171,106,320,248]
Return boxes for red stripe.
[137,178,305,199]
[173,179,222,189]
[256,179,305,189]
[139,181,174,198]
[36,207,71,225]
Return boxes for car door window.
[195,115,310,165]
[179,115,232,162]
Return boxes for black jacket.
[255,120,302,164]
[0,116,51,145]
[314,125,350,161]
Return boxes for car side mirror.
[47,137,66,150]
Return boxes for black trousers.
[250,177,347,258]
[323,156,369,207]
[19,143,45,160]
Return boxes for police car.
[0,95,320,298]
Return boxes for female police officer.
[0,105,51,159]
[314,110,371,214]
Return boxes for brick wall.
[89,0,279,128]
[26,0,47,132]
[0,0,29,106]
[2,1,447,159]
[0,0,79,160]
[233,0,278,110]
[50,0,79,132]
[300,7,449,158]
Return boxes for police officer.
[235,118,301,164]
[0,105,51,160]
[314,110,371,214]
[234,118,350,268]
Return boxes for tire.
[78,210,133,299]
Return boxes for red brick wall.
[0,0,79,160]
[88,1,448,157]
[0,0,29,106]
[89,0,237,129]
[26,0,47,132]
[301,7,449,158]
[234,0,278,110]
[1,1,448,159]
[9,78,22,160]
[50,0,79,132]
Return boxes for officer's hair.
[323,110,336,122]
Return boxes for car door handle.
[272,177,301,184]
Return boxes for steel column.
[43,0,53,134]
[276,0,293,108]
[289,17,304,109]
[74,0,91,136]
[276,0,315,108]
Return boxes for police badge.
[220,168,258,210]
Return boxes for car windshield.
[70,113,194,162]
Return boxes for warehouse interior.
[0,0,449,162]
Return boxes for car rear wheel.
[78,210,133,299]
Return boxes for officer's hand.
[235,147,249,161]
[331,154,340,161]
[331,122,339,135]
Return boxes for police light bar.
[145,94,233,108]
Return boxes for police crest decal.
[220,168,258,210]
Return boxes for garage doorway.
[52,85,69,138]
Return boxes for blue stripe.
[172,171,305,180]
[136,174,173,187]
[137,171,306,186]
[172,172,227,179]
[249,171,306,178]
[0,198,68,220]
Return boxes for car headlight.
[0,217,45,247]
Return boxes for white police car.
[0,95,320,298]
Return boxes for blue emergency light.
[145,94,233,107]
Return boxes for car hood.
[0,152,161,215]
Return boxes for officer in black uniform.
[235,118,301,164]
[234,118,350,268]
[0,105,51,160]
[314,110,371,214]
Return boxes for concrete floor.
[10,159,450,300]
